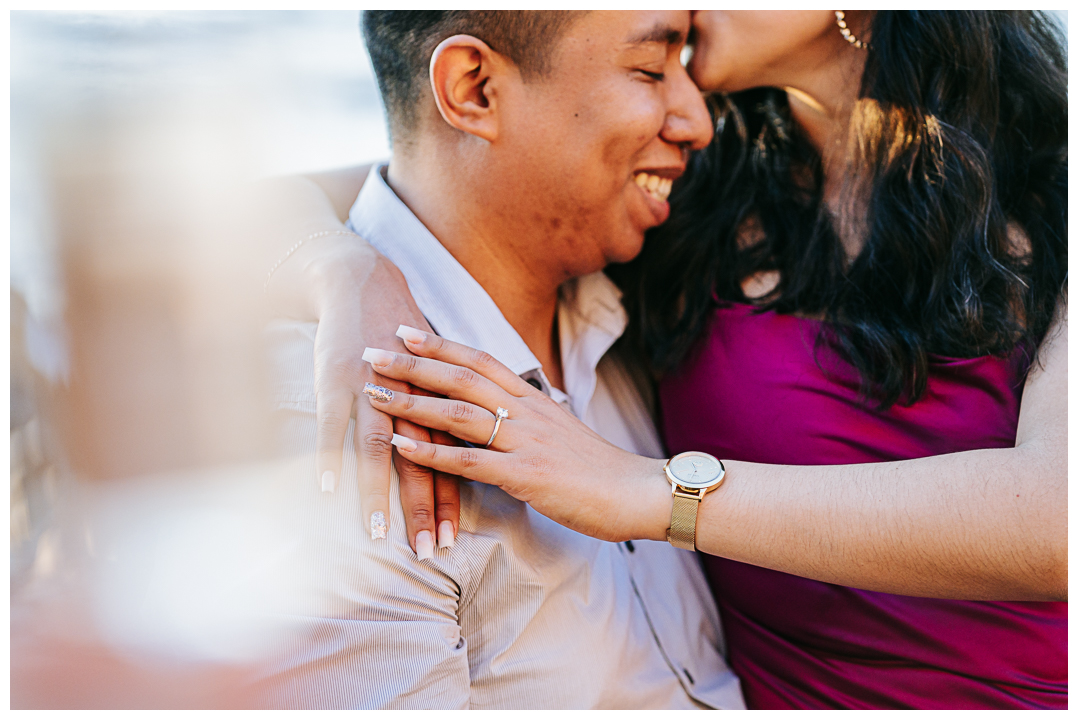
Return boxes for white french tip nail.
[415,530,434,560]
[438,521,455,549]
[396,325,426,344]
[391,433,417,452]
[321,470,336,493]
[361,347,393,367]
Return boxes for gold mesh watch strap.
[666,492,700,551]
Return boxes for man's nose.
[662,64,713,151]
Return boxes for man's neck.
[385,155,565,390]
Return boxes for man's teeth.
[634,173,673,202]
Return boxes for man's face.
[494,11,713,279]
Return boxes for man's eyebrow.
[625,23,684,47]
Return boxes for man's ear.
[429,34,507,143]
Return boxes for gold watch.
[664,451,726,550]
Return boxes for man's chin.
[607,233,648,266]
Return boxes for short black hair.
[362,11,584,143]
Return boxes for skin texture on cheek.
[505,12,687,271]
[690,10,838,93]
[525,100,637,272]
[594,76,671,253]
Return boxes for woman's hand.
[361,326,672,544]
[260,172,462,556]
[305,243,465,553]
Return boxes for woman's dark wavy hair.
[611,11,1068,408]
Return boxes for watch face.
[667,452,725,489]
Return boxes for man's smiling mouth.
[634,172,673,202]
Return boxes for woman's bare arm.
[692,305,1067,601]
[260,168,371,319]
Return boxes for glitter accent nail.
[363,382,394,403]
[370,511,387,540]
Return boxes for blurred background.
[10,11,389,708]
[7,9,1068,710]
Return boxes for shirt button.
[624,540,635,553]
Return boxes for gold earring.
[834,11,870,50]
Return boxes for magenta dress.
[660,302,1067,709]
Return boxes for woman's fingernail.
[396,325,426,345]
[370,511,387,540]
[361,347,394,368]
[391,433,417,452]
[362,382,393,403]
[438,520,455,549]
[321,470,336,493]
[415,530,434,560]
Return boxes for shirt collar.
[557,272,628,416]
[347,165,628,415]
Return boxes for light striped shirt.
[262,166,744,709]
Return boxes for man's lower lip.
[637,184,671,223]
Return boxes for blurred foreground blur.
[10,12,388,708]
